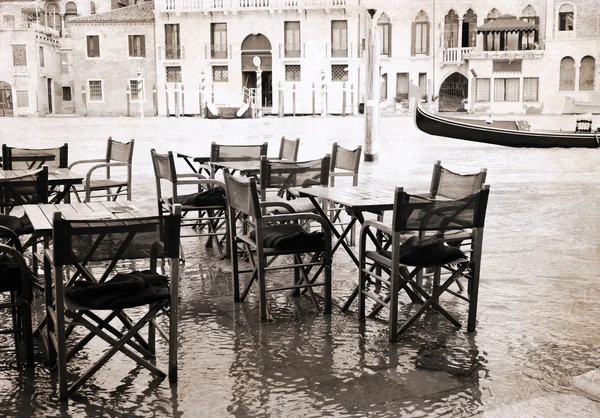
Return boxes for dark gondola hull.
[415,105,600,148]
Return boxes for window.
[494,78,520,102]
[558,4,574,31]
[129,80,142,100]
[3,15,15,28]
[87,35,100,58]
[285,65,301,82]
[579,56,595,91]
[331,20,348,57]
[331,65,348,81]
[128,35,146,57]
[211,23,227,59]
[16,91,29,107]
[396,72,409,101]
[380,73,388,100]
[165,24,180,59]
[521,5,539,46]
[39,46,44,68]
[166,66,182,82]
[90,1,96,14]
[88,80,103,101]
[61,53,69,74]
[418,72,428,99]
[412,11,429,55]
[444,10,459,48]
[559,56,575,91]
[46,3,59,31]
[377,13,391,56]
[62,86,72,101]
[65,2,77,14]
[523,77,538,102]
[476,78,491,102]
[212,66,228,82]
[284,21,301,58]
[12,45,26,66]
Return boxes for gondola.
[414,104,600,148]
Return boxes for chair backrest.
[430,161,487,200]
[0,166,49,213]
[278,137,300,161]
[107,137,135,163]
[2,143,68,170]
[576,119,593,133]
[223,173,261,220]
[151,149,177,183]
[330,142,361,187]
[259,155,330,199]
[391,185,490,234]
[210,142,268,163]
[52,209,182,269]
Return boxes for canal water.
[0,113,599,417]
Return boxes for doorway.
[241,34,273,107]
[0,81,13,117]
[438,72,468,112]
[47,78,53,114]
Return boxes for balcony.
[158,45,184,60]
[0,21,60,37]
[464,49,545,60]
[439,47,474,66]
[326,43,354,59]
[158,0,354,13]
[204,44,232,59]
[279,43,305,59]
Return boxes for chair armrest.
[177,173,209,180]
[360,219,393,237]
[69,159,106,169]
[86,162,129,186]
[0,225,23,253]
[259,200,296,213]
[176,178,225,187]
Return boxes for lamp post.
[364,8,380,162]
[137,69,144,119]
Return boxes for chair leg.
[20,300,34,367]
[467,263,479,332]
[258,258,268,322]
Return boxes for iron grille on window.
[166,66,182,83]
[476,78,491,102]
[212,66,228,82]
[16,91,29,107]
[62,86,72,101]
[331,65,348,81]
[285,65,301,82]
[523,77,538,102]
[494,78,519,102]
[88,80,102,101]
[130,80,140,100]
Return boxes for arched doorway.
[0,81,14,117]
[438,72,468,112]
[241,34,272,107]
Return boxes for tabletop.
[294,185,396,212]
[0,168,83,185]
[210,160,261,176]
[23,201,154,235]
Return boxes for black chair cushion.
[380,235,467,266]
[0,254,23,292]
[0,214,33,235]
[168,186,226,207]
[251,223,325,251]
[65,271,170,310]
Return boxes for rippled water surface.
[1,114,600,417]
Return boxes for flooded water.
[1,113,600,416]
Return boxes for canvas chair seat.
[88,178,128,190]
[373,235,468,267]
[249,223,326,251]
[167,186,227,208]
[265,196,318,214]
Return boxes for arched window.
[444,10,459,48]
[377,13,391,56]
[65,2,78,14]
[580,56,595,91]
[486,8,501,21]
[521,5,539,45]
[90,1,96,14]
[559,56,575,91]
[46,3,59,30]
[412,11,429,56]
[463,9,477,48]
[559,4,574,31]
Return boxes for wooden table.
[294,185,396,311]
[0,168,83,203]
[210,160,262,177]
[176,153,211,177]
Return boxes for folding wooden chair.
[69,137,134,202]
[2,143,68,170]
[0,236,34,367]
[44,206,182,401]
[151,149,228,259]
[277,137,300,161]
[358,186,490,342]
[328,142,362,245]
[224,173,332,322]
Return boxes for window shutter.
[411,22,416,56]
[140,35,146,57]
[87,36,92,56]
[388,25,392,57]
[128,35,133,56]
[425,22,430,55]
[534,17,539,43]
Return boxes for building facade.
[0,0,598,117]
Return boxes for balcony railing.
[279,43,304,58]
[204,44,232,59]
[326,43,353,58]
[439,47,474,65]
[158,45,184,60]
[0,21,60,37]
[159,0,354,13]
[464,49,545,60]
